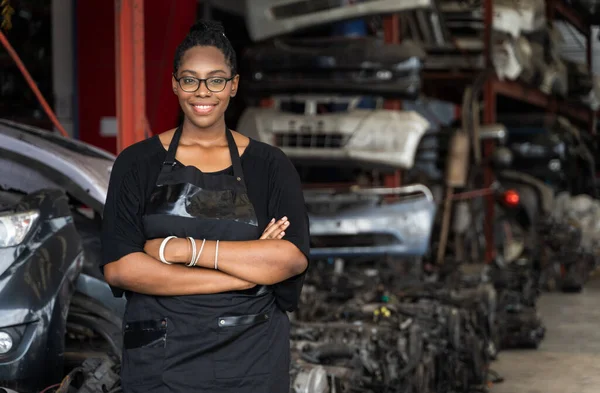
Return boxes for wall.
[76,0,197,154]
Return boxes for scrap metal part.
[238,97,430,169]
[305,184,437,258]
[291,260,499,392]
[244,0,433,42]
[242,37,425,99]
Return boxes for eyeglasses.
[173,74,234,93]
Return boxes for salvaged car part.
[564,59,600,110]
[407,0,556,86]
[238,96,430,169]
[244,0,433,42]
[445,131,470,187]
[242,37,425,99]
[50,358,120,393]
[305,184,436,258]
[0,119,114,213]
[438,0,545,38]
[292,260,498,392]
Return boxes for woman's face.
[172,45,239,130]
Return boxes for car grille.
[274,132,347,148]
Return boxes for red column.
[76,0,197,154]
[115,0,148,152]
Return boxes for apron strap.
[225,127,245,182]
[162,125,243,180]
[162,125,183,171]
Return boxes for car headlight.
[548,159,561,172]
[0,331,13,354]
[0,210,39,248]
[346,111,429,152]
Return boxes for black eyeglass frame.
[173,74,235,93]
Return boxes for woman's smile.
[190,102,217,115]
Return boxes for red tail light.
[503,189,520,207]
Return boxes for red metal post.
[483,79,496,263]
[383,14,402,111]
[115,0,148,153]
[482,0,496,263]
[382,14,402,189]
[483,0,492,67]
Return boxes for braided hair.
[173,20,237,76]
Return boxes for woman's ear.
[172,74,178,94]
[230,74,240,97]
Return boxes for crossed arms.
[103,217,308,296]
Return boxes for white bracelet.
[214,240,220,270]
[159,236,177,264]
[186,237,197,267]
[192,238,206,267]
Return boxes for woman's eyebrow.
[179,69,227,76]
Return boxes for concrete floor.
[491,276,600,393]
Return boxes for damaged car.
[0,119,124,393]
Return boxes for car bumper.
[306,185,436,258]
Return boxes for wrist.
[166,237,190,263]
[195,240,215,269]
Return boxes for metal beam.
[115,0,148,153]
[51,0,75,137]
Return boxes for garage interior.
[1,0,600,392]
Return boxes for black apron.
[120,126,290,393]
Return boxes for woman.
[100,20,310,393]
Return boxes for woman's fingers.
[260,217,289,239]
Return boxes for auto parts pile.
[400,0,599,107]
[401,0,547,79]
[290,260,499,393]
[538,191,600,291]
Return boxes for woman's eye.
[183,78,197,85]
[210,78,225,85]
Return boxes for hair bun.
[189,20,225,35]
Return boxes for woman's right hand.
[260,217,290,240]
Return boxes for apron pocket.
[121,318,167,386]
[214,312,271,380]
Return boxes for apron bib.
[120,126,290,393]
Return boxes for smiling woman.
[100,20,310,393]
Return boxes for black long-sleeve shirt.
[100,134,310,311]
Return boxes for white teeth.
[194,105,213,109]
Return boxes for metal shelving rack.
[404,0,599,262]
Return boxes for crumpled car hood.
[0,119,114,213]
